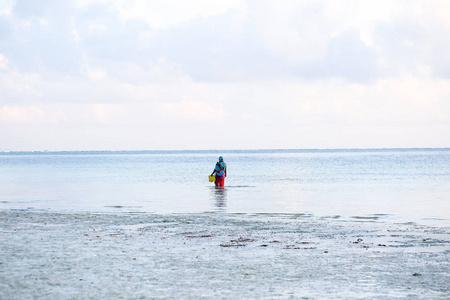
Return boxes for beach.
[2,0,450,297]
[1,149,449,298]
[1,210,449,299]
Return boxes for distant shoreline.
[1,147,449,155]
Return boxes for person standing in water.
[211,156,227,187]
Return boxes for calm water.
[1,149,449,224]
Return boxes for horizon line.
[1,147,449,154]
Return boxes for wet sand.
[1,211,449,299]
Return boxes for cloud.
[111,0,247,29]
[0,1,82,74]
[0,104,69,124]
[0,0,449,150]
[374,18,450,79]
[0,53,8,69]
[156,100,225,123]
[91,103,125,123]
[283,77,450,127]
[298,29,378,83]
[0,105,44,123]
[2,0,449,83]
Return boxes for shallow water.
[2,149,449,298]
[1,149,449,225]
[1,211,449,299]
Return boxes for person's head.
[219,156,223,162]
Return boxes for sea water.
[1,149,450,299]
[1,149,449,225]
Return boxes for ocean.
[1,148,450,299]
[1,148,449,225]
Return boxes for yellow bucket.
[208,175,216,182]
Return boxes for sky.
[0,0,449,151]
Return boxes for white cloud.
[0,54,8,70]
[429,0,450,29]
[0,105,44,123]
[0,0,14,15]
[249,1,327,63]
[111,0,247,29]
[83,64,108,80]
[91,103,125,123]
[156,100,225,123]
[0,0,449,150]
[0,105,69,124]
[283,77,450,126]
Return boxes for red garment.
[215,177,225,187]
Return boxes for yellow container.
[209,175,216,182]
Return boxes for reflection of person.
[211,156,227,187]
[213,187,227,210]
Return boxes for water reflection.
[211,187,227,211]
